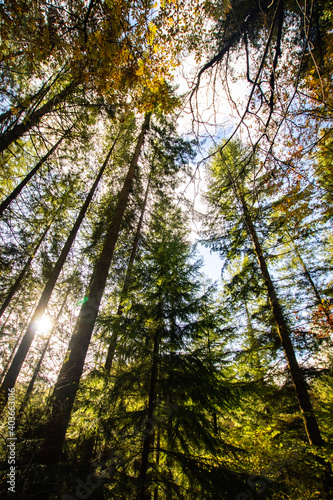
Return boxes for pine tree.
[103,197,247,499]
[37,113,151,465]
[203,140,332,493]
[0,139,115,412]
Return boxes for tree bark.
[18,289,70,416]
[38,114,151,464]
[137,316,160,500]
[0,75,60,126]
[104,175,151,374]
[0,224,51,318]
[0,81,76,154]
[0,330,23,386]
[0,127,73,216]
[244,298,262,375]
[288,234,333,327]
[0,141,113,413]
[238,190,324,447]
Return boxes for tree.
[37,113,151,465]
[0,138,116,412]
[99,197,248,500]
[0,125,73,216]
[0,1,332,499]
[104,113,196,374]
[203,139,332,494]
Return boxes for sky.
[196,243,224,283]
[171,53,249,283]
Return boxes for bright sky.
[197,243,223,283]
[172,55,247,283]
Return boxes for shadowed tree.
[38,113,151,465]
[0,138,117,412]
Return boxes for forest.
[0,0,333,498]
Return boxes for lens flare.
[36,315,53,334]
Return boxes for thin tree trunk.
[18,289,70,416]
[206,324,218,433]
[238,192,333,496]
[0,331,23,386]
[153,429,160,500]
[244,298,262,374]
[38,114,150,464]
[288,234,333,327]
[0,81,76,154]
[0,74,61,126]
[104,175,151,374]
[238,189,324,447]
[0,127,73,216]
[0,224,51,318]
[0,108,21,126]
[0,141,114,412]
[0,297,40,384]
[137,316,160,500]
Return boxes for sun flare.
[36,315,53,334]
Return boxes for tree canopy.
[0,1,333,499]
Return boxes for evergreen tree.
[0,138,116,412]
[203,140,332,494]
[37,113,151,466]
[98,197,248,499]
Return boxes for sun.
[36,315,53,335]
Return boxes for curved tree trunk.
[0,141,114,413]
[38,113,151,465]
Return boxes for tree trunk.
[104,175,151,374]
[0,224,51,318]
[137,316,160,500]
[0,330,23,385]
[288,234,333,327]
[244,298,262,375]
[206,324,218,433]
[0,74,61,126]
[0,127,73,216]
[0,141,114,413]
[0,81,76,154]
[238,190,324,447]
[18,289,70,416]
[153,428,160,500]
[38,114,150,464]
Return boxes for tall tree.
[104,175,151,375]
[0,81,77,154]
[38,113,151,465]
[0,125,74,216]
[0,224,52,319]
[204,141,327,451]
[0,139,116,412]
[103,198,247,500]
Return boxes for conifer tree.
[0,125,74,216]
[104,197,247,499]
[38,113,151,465]
[203,140,332,495]
[205,141,326,443]
[0,140,116,412]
